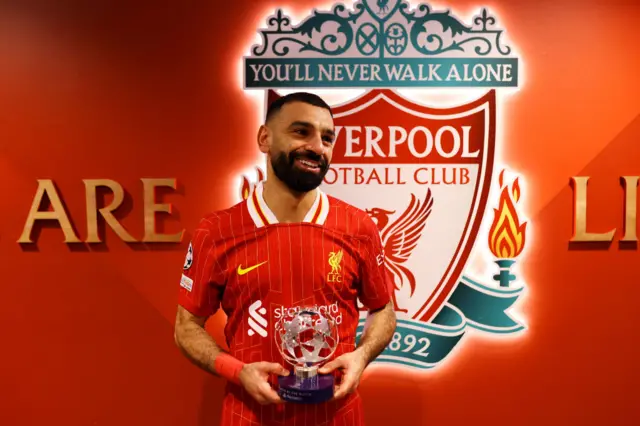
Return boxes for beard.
[271,148,329,193]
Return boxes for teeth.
[299,159,319,168]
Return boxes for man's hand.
[318,349,368,400]
[238,362,289,405]
[318,302,396,400]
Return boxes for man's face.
[265,101,335,193]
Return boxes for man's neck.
[262,178,317,223]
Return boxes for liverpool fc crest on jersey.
[239,0,528,370]
[327,250,344,283]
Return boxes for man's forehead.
[278,102,333,126]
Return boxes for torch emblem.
[488,170,527,287]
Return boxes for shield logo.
[322,89,495,324]
[240,0,525,371]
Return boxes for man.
[174,92,397,426]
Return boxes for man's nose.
[305,133,325,154]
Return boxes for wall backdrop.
[1,0,640,425]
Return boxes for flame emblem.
[240,167,265,200]
[488,170,527,259]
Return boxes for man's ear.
[257,124,270,154]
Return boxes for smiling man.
[174,92,396,426]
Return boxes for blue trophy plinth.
[278,366,334,403]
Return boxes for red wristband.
[214,353,244,385]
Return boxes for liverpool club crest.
[239,0,527,370]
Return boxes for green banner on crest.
[356,276,525,369]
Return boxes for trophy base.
[278,372,334,404]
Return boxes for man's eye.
[294,129,307,135]
[323,136,334,143]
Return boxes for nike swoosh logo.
[237,261,268,276]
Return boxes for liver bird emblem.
[366,189,434,313]
[377,0,390,14]
[328,250,343,274]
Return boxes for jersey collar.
[246,181,329,228]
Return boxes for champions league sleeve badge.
[239,0,529,371]
[183,243,193,270]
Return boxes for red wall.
[1,0,640,425]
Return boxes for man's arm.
[319,302,396,399]
[174,305,223,375]
[354,301,396,365]
[174,227,252,385]
[174,305,288,404]
[319,214,397,399]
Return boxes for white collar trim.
[246,181,329,227]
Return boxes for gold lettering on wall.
[18,178,183,244]
[570,176,616,242]
[84,179,137,243]
[142,178,183,243]
[621,176,638,242]
[18,179,81,243]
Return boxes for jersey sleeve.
[178,223,226,318]
[357,216,392,311]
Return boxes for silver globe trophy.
[275,306,339,403]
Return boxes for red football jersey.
[178,181,391,426]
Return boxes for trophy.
[275,306,339,404]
